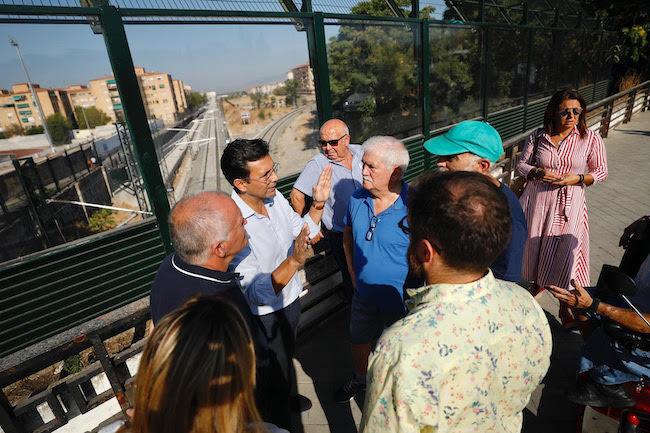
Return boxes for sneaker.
[290,394,313,412]
[334,376,366,403]
[566,379,635,408]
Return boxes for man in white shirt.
[221,138,331,429]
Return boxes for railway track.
[255,104,315,145]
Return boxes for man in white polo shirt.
[221,138,331,429]
[291,118,363,301]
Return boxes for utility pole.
[9,37,55,153]
[80,105,95,144]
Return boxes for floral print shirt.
[360,271,552,433]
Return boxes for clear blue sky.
[0,23,323,93]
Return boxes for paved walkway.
[291,111,650,433]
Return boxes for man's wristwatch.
[586,297,600,314]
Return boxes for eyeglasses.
[248,162,279,184]
[398,216,411,235]
[318,134,347,147]
[559,107,583,118]
[366,216,378,241]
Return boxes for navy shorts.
[350,291,406,344]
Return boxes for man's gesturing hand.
[291,224,311,266]
[312,165,332,204]
[547,280,593,309]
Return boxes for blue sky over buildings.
[0,23,329,92]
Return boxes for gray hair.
[362,136,410,173]
[169,192,231,265]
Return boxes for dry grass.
[618,72,643,92]
[3,324,151,406]
[223,95,293,138]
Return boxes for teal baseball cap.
[423,120,504,163]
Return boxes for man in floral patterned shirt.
[361,171,552,433]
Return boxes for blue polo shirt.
[345,183,410,312]
[491,183,527,282]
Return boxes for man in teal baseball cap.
[424,120,504,170]
[423,120,527,283]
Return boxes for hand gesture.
[312,165,332,204]
[546,279,593,309]
[551,174,580,186]
[291,224,311,266]
[540,169,563,183]
[619,216,649,248]
[310,230,325,245]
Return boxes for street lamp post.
[9,37,55,153]
[80,105,95,144]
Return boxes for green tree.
[187,92,207,109]
[25,125,45,135]
[272,86,287,96]
[46,113,72,144]
[74,106,111,129]
[258,110,266,120]
[250,91,267,109]
[284,79,299,107]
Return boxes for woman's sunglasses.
[559,107,583,118]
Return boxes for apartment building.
[172,79,187,115]
[88,76,122,122]
[0,84,65,132]
[1,67,191,134]
[288,64,315,95]
[138,69,180,125]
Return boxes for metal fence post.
[64,150,77,181]
[99,5,172,252]
[419,19,432,170]
[522,28,533,131]
[624,89,637,123]
[600,100,613,138]
[307,12,333,126]
[12,159,50,249]
[46,157,61,193]
[480,26,489,120]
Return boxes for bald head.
[170,192,240,265]
[320,118,349,137]
[319,119,351,162]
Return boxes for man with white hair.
[335,136,413,403]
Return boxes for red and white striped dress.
[517,126,608,289]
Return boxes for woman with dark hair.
[100,296,287,433]
[517,88,608,325]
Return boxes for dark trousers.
[326,229,354,302]
[254,299,301,430]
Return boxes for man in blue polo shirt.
[335,135,412,403]
[423,120,527,283]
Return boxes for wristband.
[586,297,600,314]
[578,174,585,185]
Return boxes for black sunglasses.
[559,107,583,118]
[398,216,411,235]
[318,134,347,147]
[366,216,378,241]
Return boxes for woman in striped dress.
[517,89,608,324]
